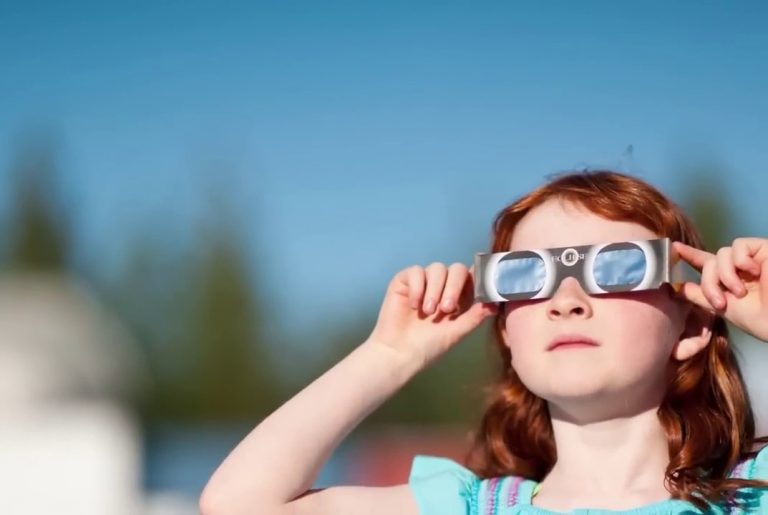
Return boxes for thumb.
[455,302,498,335]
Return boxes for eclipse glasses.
[474,238,692,303]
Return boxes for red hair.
[466,170,767,510]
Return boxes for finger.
[732,238,762,275]
[453,301,499,334]
[761,258,768,303]
[678,281,718,313]
[405,266,426,309]
[701,258,727,310]
[422,263,448,314]
[733,237,768,260]
[440,263,469,313]
[716,247,746,297]
[673,242,713,272]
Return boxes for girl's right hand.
[367,263,499,369]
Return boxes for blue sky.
[1,2,767,333]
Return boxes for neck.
[541,403,670,500]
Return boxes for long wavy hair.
[465,170,768,510]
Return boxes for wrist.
[360,337,426,384]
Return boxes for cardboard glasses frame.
[474,238,693,303]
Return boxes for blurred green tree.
[183,221,280,420]
[124,193,281,423]
[4,137,70,271]
[110,239,188,420]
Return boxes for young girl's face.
[501,198,690,417]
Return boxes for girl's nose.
[546,277,593,320]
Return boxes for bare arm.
[200,264,497,515]
[200,339,423,515]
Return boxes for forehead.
[509,198,658,251]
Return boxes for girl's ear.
[672,304,714,361]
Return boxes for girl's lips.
[547,335,600,351]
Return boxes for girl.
[200,171,768,514]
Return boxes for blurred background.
[1,2,767,513]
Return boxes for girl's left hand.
[673,238,768,342]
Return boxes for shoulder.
[730,444,768,480]
[723,444,768,512]
[408,455,532,515]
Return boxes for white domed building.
[0,271,148,515]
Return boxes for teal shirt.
[409,447,768,514]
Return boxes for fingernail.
[442,299,454,311]
[424,299,435,313]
